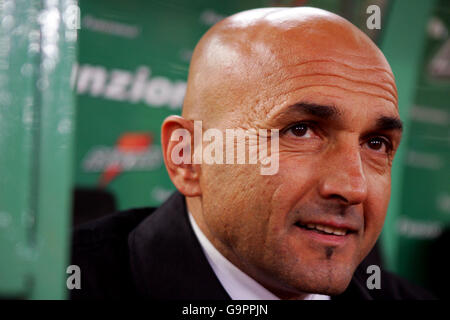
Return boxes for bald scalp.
[182,7,397,127]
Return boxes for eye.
[284,123,313,138]
[364,136,391,153]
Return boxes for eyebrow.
[280,102,341,120]
[271,102,403,132]
[375,116,403,132]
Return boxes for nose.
[318,142,368,205]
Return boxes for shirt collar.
[188,212,330,300]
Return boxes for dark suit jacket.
[71,191,434,300]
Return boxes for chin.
[286,263,356,296]
[310,280,351,296]
[293,275,353,296]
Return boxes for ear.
[161,115,201,197]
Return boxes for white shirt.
[188,212,330,300]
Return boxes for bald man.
[71,7,433,300]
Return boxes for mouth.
[294,221,357,245]
[295,222,349,236]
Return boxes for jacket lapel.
[128,191,231,300]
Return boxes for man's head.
[162,7,402,299]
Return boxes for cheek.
[261,156,320,252]
[362,174,391,251]
[269,154,320,213]
[200,164,277,248]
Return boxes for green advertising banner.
[395,0,450,294]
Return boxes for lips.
[294,221,357,237]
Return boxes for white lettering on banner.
[82,15,140,38]
[83,145,163,172]
[76,64,107,96]
[72,63,186,109]
[437,193,450,214]
[397,217,443,239]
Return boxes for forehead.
[259,58,397,106]
[240,32,398,127]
